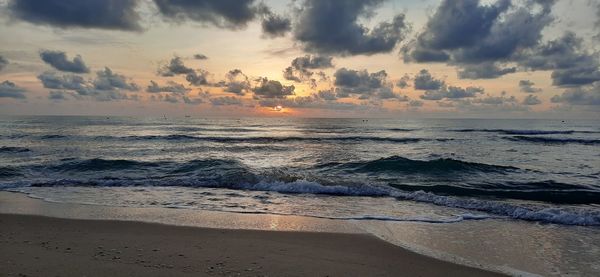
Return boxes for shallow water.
[1,116,599,275]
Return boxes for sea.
[1,116,599,276]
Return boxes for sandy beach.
[0,213,504,277]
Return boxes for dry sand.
[0,213,504,277]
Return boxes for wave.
[390,181,600,205]
[112,135,443,144]
[503,136,600,145]
[452,129,599,135]
[0,146,30,153]
[320,156,518,174]
[40,134,67,139]
[0,166,21,178]
[47,158,163,172]
[16,178,600,226]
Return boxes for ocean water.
[1,116,599,275]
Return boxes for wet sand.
[0,213,504,277]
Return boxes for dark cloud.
[252,77,295,99]
[376,87,408,101]
[261,12,292,38]
[396,74,410,89]
[333,68,388,98]
[291,55,334,70]
[446,92,529,112]
[0,56,8,71]
[519,80,542,93]
[38,72,87,90]
[317,89,337,100]
[420,86,484,101]
[158,57,210,86]
[48,91,67,101]
[473,92,517,105]
[283,55,333,86]
[146,80,189,94]
[293,0,409,55]
[158,57,195,77]
[218,69,251,95]
[522,94,541,105]
[210,96,243,106]
[519,32,600,87]
[551,83,600,106]
[404,0,556,79]
[93,67,139,91]
[38,68,138,101]
[153,0,258,30]
[595,3,600,41]
[7,0,142,31]
[413,69,444,90]
[163,94,179,103]
[409,100,423,107]
[0,81,27,99]
[457,63,516,79]
[39,50,90,73]
[183,95,204,105]
[258,95,372,111]
[194,54,208,60]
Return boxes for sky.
[0,0,599,118]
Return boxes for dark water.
[1,116,599,225]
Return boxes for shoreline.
[0,213,504,277]
[0,191,505,276]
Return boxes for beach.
[0,213,503,277]
[1,117,599,276]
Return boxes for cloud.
[258,95,373,111]
[210,96,243,106]
[473,92,517,105]
[158,57,195,76]
[376,87,409,101]
[213,69,250,95]
[193,54,208,60]
[457,62,516,79]
[404,0,556,79]
[333,68,389,98]
[0,56,8,71]
[38,68,139,101]
[522,94,541,105]
[420,86,484,100]
[183,95,204,105]
[48,91,68,101]
[0,81,27,99]
[261,11,292,38]
[252,77,295,99]
[595,3,600,41]
[519,80,542,93]
[283,55,333,86]
[7,0,142,31]
[293,0,409,55]
[409,100,423,107]
[93,67,139,91]
[396,74,410,88]
[158,57,210,86]
[519,32,600,87]
[413,69,444,90]
[551,82,600,106]
[146,80,189,94]
[39,50,90,73]
[446,92,529,112]
[153,0,259,30]
[38,72,88,90]
[317,89,337,100]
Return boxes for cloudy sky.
[0,0,599,118]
